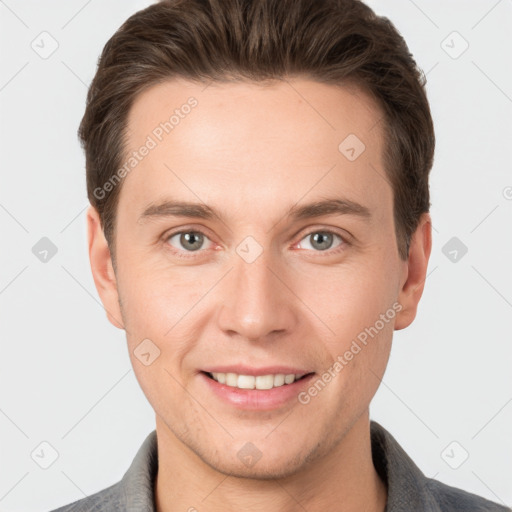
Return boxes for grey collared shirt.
[50,420,511,511]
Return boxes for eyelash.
[162,227,349,259]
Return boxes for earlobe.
[394,213,432,331]
[86,205,125,330]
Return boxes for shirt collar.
[370,420,441,512]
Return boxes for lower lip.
[199,372,316,410]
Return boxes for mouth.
[201,370,315,391]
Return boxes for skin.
[87,77,431,512]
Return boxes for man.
[51,0,510,510]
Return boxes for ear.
[87,205,125,330]
[394,212,432,331]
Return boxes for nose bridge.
[217,238,296,340]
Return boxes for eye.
[166,230,213,253]
[296,230,345,253]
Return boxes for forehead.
[119,77,390,222]
[125,77,384,152]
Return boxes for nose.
[216,242,298,342]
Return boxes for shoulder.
[426,476,511,512]
[369,420,510,512]
[47,430,158,512]
[47,481,124,512]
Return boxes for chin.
[207,455,307,481]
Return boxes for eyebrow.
[137,197,372,224]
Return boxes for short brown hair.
[80,0,435,263]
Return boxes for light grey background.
[0,1,511,510]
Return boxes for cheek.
[293,259,397,342]
[117,257,201,331]
[117,263,209,381]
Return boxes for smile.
[205,371,311,390]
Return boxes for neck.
[154,411,387,512]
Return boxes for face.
[88,77,430,479]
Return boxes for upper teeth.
[210,372,305,390]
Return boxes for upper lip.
[201,365,314,377]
